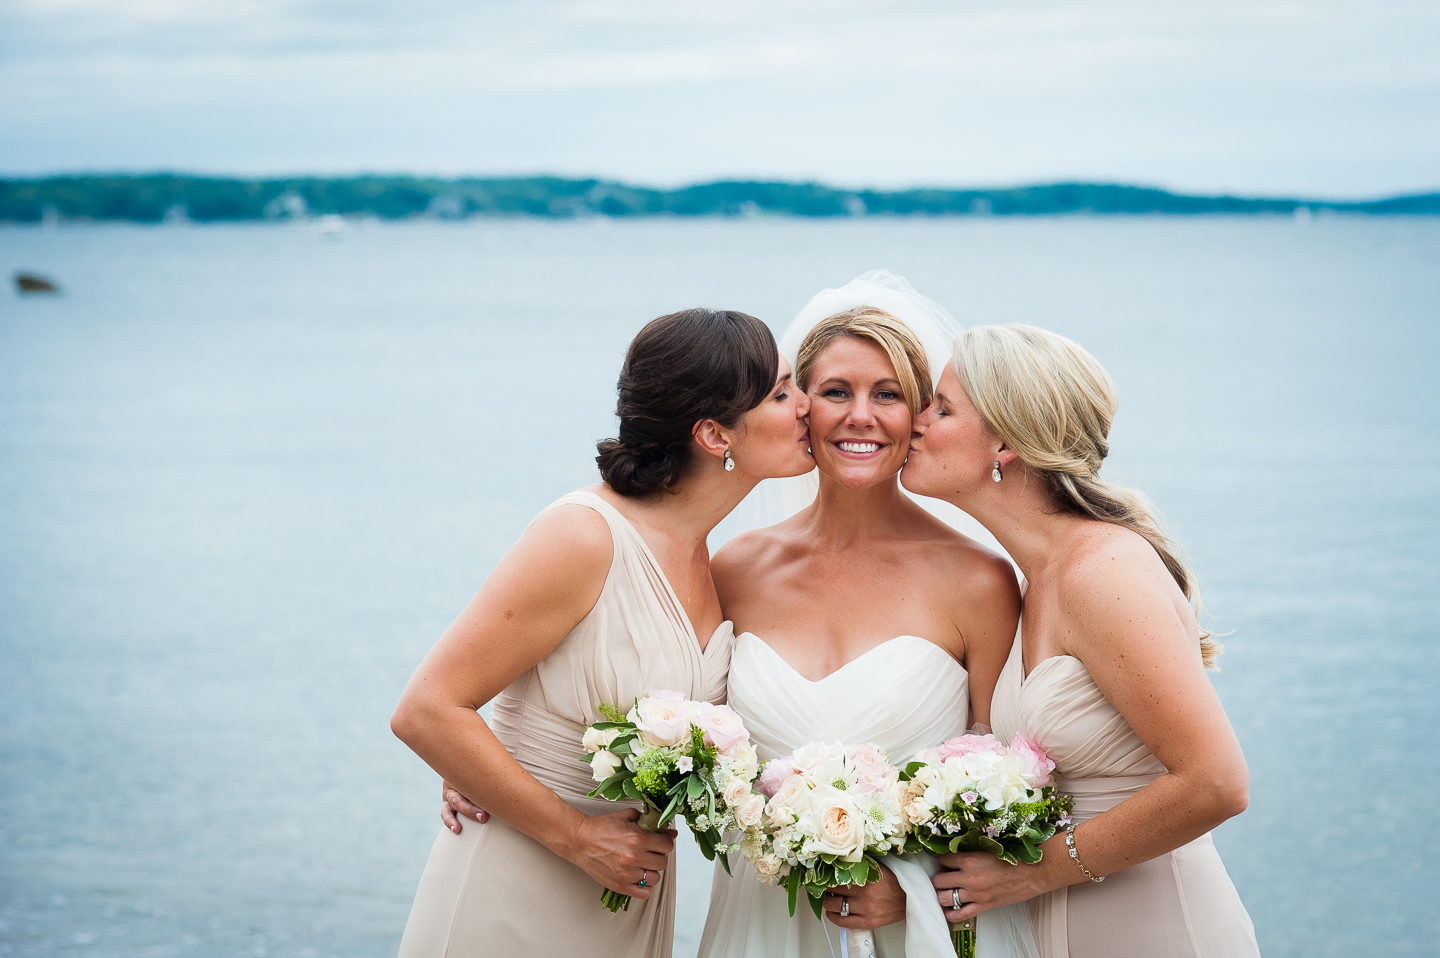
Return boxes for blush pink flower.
[937,733,1004,761]
[847,743,897,794]
[1009,734,1056,787]
[755,758,794,798]
[695,702,750,753]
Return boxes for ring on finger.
[951,888,962,909]
[840,898,850,918]
[638,870,648,888]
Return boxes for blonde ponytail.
[953,325,1222,668]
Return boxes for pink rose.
[847,743,897,794]
[1009,734,1056,787]
[695,702,750,753]
[937,733,1004,762]
[755,758,794,798]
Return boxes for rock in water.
[14,272,60,294]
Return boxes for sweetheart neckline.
[1021,652,1087,688]
[737,632,966,685]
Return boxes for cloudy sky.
[3,0,1436,197]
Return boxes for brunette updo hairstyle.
[597,308,779,497]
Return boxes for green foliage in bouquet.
[897,761,1074,865]
[782,855,884,921]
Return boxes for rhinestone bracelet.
[1064,823,1105,883]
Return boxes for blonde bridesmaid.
[390,308,815,958]
[903,324,1260,958]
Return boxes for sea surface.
[2,215,1437,958]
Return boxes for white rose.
[735,793,766,828]
[752,852,785,883]
[722,778,751,809]
[790,741,847,776]
[629,694,693,748]
[582,726,620,752]
[807,785,866,861]
[766,776,809,826]
[590,749,622,782]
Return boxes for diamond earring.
[724,450,735,472]
[992,460,1003,482]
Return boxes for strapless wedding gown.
[990,630,1260,958]
[699,632,1037,958]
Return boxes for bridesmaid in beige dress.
[390,308,815,958]
[902,324,1261,958]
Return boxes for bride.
[697,273,1025,958]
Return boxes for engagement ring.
[840,899,849,917]
[951,888,962,909]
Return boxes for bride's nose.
[847,396,878,427]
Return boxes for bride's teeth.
[838,441,881,453]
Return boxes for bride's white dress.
[699,631,991,958]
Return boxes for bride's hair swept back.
[794,307,933,415]
[597,308,779,497]
[952,324,1222,668]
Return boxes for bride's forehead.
[809,336,899,376]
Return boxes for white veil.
[711,269,1012,569]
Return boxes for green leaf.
[621,779,644,802]
[806,884,826,921]
[660,790,683,826]
[718,850,733,876]
[786,868,801,917]
[898,760,925,782]
[686,776,704,799]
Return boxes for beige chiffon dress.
[990,628,1260,958]
[397,490,734,958]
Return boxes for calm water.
[2,216,1437,958]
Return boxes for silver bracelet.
[1064,823,1104,883]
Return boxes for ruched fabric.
[990,630,1260,958]
[398,490,734,958]
[699,632,970,958]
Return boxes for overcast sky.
[3,0,1437,197]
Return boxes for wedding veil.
[711,269,1012,567]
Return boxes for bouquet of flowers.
[581,690,762,912]
[737,741,911,920]
[896,732,1073,958]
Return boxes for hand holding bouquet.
[897,733,1072,957]
[738,741,911,920]
[581,690,761,912]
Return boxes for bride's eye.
[823,388,848,400]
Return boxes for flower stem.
[949,918,976,958]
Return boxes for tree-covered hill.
[1,174,1435,222]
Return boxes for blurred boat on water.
[13,271,60,294]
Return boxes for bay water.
[2,215,1437,957]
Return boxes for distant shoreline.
[2,174,1436,223]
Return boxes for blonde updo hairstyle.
[952,324,1222,668]
[794,307,933,415]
